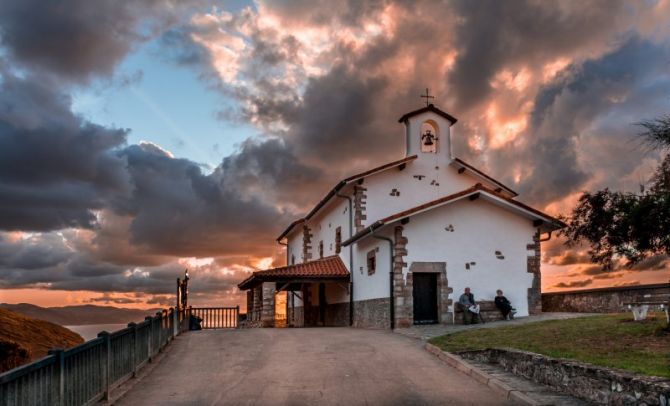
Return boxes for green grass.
[428,313,670,378]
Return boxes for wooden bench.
[454,300,507,324]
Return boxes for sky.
[0,0,668,310]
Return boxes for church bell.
[422,129,435,146]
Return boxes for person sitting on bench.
[494,289,516,320]
[459,287,480,324]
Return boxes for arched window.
[420,121,438,153]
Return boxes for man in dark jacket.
[494,289,515,320]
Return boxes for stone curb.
[424,343,543,406]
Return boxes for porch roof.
[238,255,350,290]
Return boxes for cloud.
[2,1,670,303]
[553,279,593,289]
[0,0,199,82]
[0,72,130,231]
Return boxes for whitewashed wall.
[401,198,536,317]
[351,230,393,301]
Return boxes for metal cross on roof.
[420,88,435,106]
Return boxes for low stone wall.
[458,348,670,405]
[353,297,391,329]
[324,302,349,326]
[542,283,670,313]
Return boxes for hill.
[0,303,161,326]
[0,308,84,372]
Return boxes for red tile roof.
[238,256,349,290]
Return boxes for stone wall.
[353,184,367,232]
[261,283,275,327]
[458,348,670,405]
[526,230,542,315]
[542,283,670,313]
[352,298,391,329]
[302,225,313,262]
[393,226,411,328]
[324,302,350,326]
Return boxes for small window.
[291,254,295,265]
[319,241,324,258]
[335,226,342,254]
[367,250,376,275]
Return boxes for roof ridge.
[276,155,418,241]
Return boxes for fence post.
[97,331,111,401]
[173,307,179,337]
[47,349,65,406]
[146,316,154,362]
[156,311,163,352]
[236,305,240,328]
[128,322,137,377]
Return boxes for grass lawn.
[428,313,670,378]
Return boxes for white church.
[238,102,564,328]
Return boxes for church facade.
[238,104,563,328]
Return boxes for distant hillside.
[0,308,83,372]
[0,303,161,326]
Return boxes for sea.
[65,324,128,341]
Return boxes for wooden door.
[413,273,438,324]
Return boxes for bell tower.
[397,96,458,164]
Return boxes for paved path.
[395,312,597,341]
[115,328,515,406]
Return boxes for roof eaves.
[451,158,518,197]
[397,104,458,125]
[276,155,418,242]
[342,184,564,246]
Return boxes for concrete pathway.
[395,312,597,341]
[115,328,516,406]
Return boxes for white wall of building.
[351,230,393,301]
[401,198,536,317]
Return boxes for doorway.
[412,273,438,324]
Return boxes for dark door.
[413,273,438,324]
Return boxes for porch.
[238,256,351,328]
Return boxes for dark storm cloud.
[512,37,670,204]
[0,73,130,231]
[0,0,199,82]
[289,67,391,162]
[112,143,287,257]
[447,0,629,111]
[0,232,251,296]
[0,233,71,271]
[218,138,324,210]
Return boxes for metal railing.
[190,306,239,329]
[0,307,191,406]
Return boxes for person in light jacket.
[458,287,480,324]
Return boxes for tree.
[560,116,670,270]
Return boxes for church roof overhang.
[450,157,518,197]
[237,256,350,290]
[276,155,418,241]
[397,104,458,125]
[342,184,565,247]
